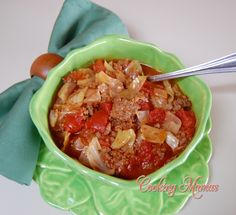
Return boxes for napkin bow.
[0,0,128,185]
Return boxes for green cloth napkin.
[0,77,43,185]
[48,0,128,57]
[0,0,128,185]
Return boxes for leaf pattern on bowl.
[34,118,212,215]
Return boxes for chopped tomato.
[185,127,195,138]
[85,102,112,133]
[118,141,158,179]
[175,109,196,128]
[62,113,84,133]
[140,81,164,95]
[119,160,156,179]
[137,141,154,162]
[137,100,153,111]
[148,108,166,125]
[100,101,113,114]
[86,110,109,133]
[92,59,106,73]
[63,71,87,82]
[176,109,196,138]
[141,81,154,94]
[141,64,162,76]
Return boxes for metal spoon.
[148,52,236,82]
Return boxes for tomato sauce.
[49,59,196,180]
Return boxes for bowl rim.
[30,34,212,189]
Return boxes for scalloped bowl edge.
[30,35,212,189]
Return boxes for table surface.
[1,0,236,214]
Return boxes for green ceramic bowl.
[30,35,212,190]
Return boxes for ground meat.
[111,97,139,121]
[110,97,139,130]
[172,96,192,111]
[102,148,133,172]
[112,118,136,131]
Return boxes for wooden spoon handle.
[30,53,63,80]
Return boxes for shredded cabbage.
[86,137,115,175]
[67,87,88,105]
[58,82,76,102]
[77,77,94,87]
[84,89,101,103]
[163,80,174,102]
[97,83,108,93]
[95,71,124,94]
[77,68,94,76]
[136,111,149,124]
[73,137,85,151]
[79,146,90,167]
[153,88,168,99]
[104,60,115,72]
[49,109,58,127]
[141,124,167,144]
[111,129,136,149]
[129,76,147,92]
[150,95,167,108]
[125,60,143,77]
[115,70,126,83]
[120,76,147,99]
[163,111,182,134]
[62,131,71,151]
[166,131,179,150]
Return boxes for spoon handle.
[148,52,236,82]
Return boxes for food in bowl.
[49,59,196,179]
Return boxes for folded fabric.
[0,77,43,185]
[48,0,128,56]
[0,0,128,185]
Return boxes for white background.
[1,0,236,214]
